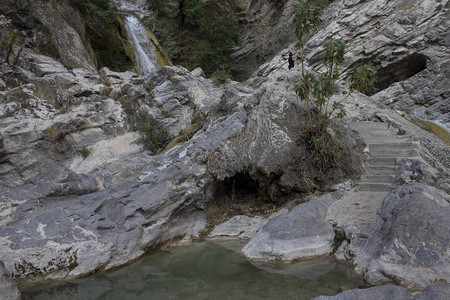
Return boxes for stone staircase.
[350,121,421,192]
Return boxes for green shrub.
[140,122,172,153]
[211,69,231,85]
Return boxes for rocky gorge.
[0,0,449,299]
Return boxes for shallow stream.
[23,241,365,300]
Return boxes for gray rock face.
[208,54,364,199]
[0,0,97,71]
[0,44,251,285]
[231,0,297,80]
[0,261,20,300]
[312,285,411,300]
[413,283,450,300]
[0,108,248,282]
[348,183,450,289]
[306,0,450,126]
[241,192,341,261]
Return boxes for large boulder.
[348,183,450,289]
[241,192,340,261]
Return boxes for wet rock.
[241,192,341,261]
[348,183,450,289]
[312,285,410,300]
[0,260,20,300]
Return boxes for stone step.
[368,142,419,150]
[366,157,397,166]
[365,165,399,175]
[350,122,390,131]
[361,174,395,183]
[369,149,420,158]
[357,182,392,192]
[364,137,411,143]
[357,132,399,139]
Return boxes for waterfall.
[124,15,158,75]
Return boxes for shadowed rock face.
[369,53,428,96]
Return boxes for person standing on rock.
[288,52,295,70]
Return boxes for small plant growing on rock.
[45,124,61,142]
[139,122,171,154]
[80,146,91,159]
[211,68,231,85]
[293,0,376,170]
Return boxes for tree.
[293,0,376,170]
[293,0,375,132]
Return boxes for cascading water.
[124,15,158,75]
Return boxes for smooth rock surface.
[241,192,340,261]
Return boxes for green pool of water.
[23,241,365,300]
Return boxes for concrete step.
[368,142,419,150]
[350,122,390,131]
[357,182,392,192]
[361,174,395,183]
[365,165,399,175]
[357,132,399,139]
[364,137,411,143]
[369,149,420,158]
[366,157,397,165]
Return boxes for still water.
[23,241,364,300]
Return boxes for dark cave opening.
[214,172,261,204]
[366,53,427,96]
[206,172,277,225]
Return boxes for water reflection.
[23,241,364,300]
